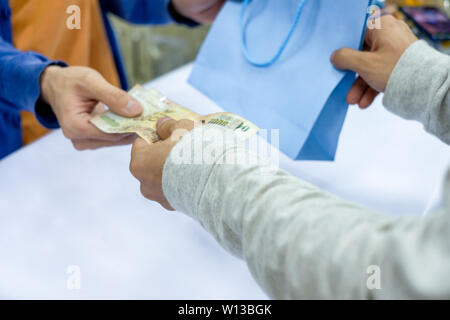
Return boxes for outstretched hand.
[331,15,418,109]
[40,66,143,150]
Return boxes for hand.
[130,117,196,211]
[331,15,418,109]
[40,66,143,150]
[172,0,225,23]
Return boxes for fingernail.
[157,116,171,128]
[126,99,142,115]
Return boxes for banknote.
[90,85,260,143]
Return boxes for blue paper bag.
[189,0,373,160]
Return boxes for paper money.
[90,85,260,143]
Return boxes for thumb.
[90,78,143,117]
[331,48,372,74]
[156,117,178,140]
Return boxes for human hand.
[331,15,418,109]
[40,66,143,150]
[130,117,196,210]
[172,0,225,23]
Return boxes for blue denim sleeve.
[0,38,66,128]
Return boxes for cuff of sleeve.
[383,40,450,121]
[34,61,68,129]
[0,52,51,112]
[162,124,244,217]
[168,0,200,27]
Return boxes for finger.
[139,184,174,211]
[347,77,368,105]
[130,139,146,181]
[72,134,137,151]
[62,103,128,141]
[157,117,196,141]
[359,87,379,109]
[91,102,108,117]
[87,75,142,117]
[132,137,148,151]
[140,184,165,202]
[363,23,377,48]
[66,124,133,142]
[131,137,149,161]
[72,113,137,142]
[331,48,374,74]
[156,117,178,140]
[130,137,158,180]
[160,200,175,211]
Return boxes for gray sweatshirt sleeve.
[383,40,450,143]
[162,42,450,299]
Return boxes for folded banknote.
[90,85,260,144]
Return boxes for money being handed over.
[90,85,260,144]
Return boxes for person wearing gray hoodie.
[130,15,450,299]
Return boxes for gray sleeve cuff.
[383,40,450,124]
[162,124,245,219]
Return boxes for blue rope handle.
[240,0,307,68]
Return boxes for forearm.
[384,40,450,144]
[0,39,50,112]
[163,128,382,299]
[163,126,450,299]
[0,38,65,128]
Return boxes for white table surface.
[1,63,449,299]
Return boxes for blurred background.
[110,17,209,86]
[110,0,450,87]
[378,0,450,52]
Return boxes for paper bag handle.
[240,0,307,68]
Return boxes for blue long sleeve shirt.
[0,0,192,160]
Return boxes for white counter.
[0,64,449,299]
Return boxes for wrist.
[383,41,442,117]
[40,65,62,105]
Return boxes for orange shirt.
[10,0,120,144]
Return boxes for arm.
[0,24,143,151]
[162,125,450,299]
[331,15,450,144]
[130,15,450,299]
[0,37,63,127]
[383,40,450,144]
[99,0,173,25]
[0,33,143,149]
